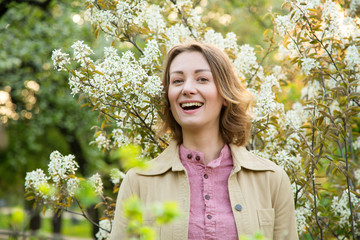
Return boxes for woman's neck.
[182,129,225,165]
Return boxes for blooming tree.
[26,0,360,239]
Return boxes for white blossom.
[109,168,125,185]
[203,29,227,50]
[174,0,193,9]
[322,1,341,22]
[144,4,166,34]
[140,39,161,67]
[295,204,311,233]
[186,8,203,31]
[353,136,360,150]
[71,40,94,68]
[263,124,278,143]
[112,128,127,148]
[224,32,238,51]
[291,0,321,16]
[354,169,360,185]
[25,169,49,191]
[350,0,360,13]
[251,74,282,118]
[203,29,239,52]
[25,169,56,200]
[323,10,360,41]
[48,151,79,185]
[301,80,321,100]
[143,75,162,96]
[331,189,360,228]
[285,102,308,129]
[68,70,84,96]
[233,44,258,79]
[116,0,145,25]
[91,133,111,150]
[66,178,80,197]
[301,57,319,75]
[344,45,360,71]
[163,23,192,51]
[278,41,299,60]
[87,8,118,37]
[275,14,295,37]
[89,173,104,196]
[51,49,70,71]
[96,219,112,240]
[272,66,286,81]
[273,150,301,170]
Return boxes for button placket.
[203,166,215,239]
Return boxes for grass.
[0,211,92,238]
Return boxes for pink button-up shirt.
[180,144,238,240]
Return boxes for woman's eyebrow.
[170,69,211,75]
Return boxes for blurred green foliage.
[0,0,106,203]
[123,196,181,240]
[114,144,150,171]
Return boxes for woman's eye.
[198,77,208,82]
[172,79,183,84]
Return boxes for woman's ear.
[223,100,228,107]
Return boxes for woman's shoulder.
[131,140,180,176]
[230,144,282,172]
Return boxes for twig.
[73,199,111,233]
[124,34,144,56]
[294,4,346,86]
[170,0,197,39]
[342,118,356,239]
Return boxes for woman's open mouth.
[180,102,203,111]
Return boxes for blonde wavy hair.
[160,41,254,146]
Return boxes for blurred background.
[0,0,284,239]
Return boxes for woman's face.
[168,51,225,132]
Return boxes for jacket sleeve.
[273,169,299,240]
[110,169,138,240]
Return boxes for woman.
[110,42,298,240]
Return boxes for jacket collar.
[134,140,276,176]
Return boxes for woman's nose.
[182,79,197,95]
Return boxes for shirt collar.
[229,144,276,172]
[179,144,231,168]
[134,140,276,176]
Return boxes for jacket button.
[204,174,208,179]
[187,153,192,159]
[205,195,210,200]
[195,156,200,161]
[235,204,242,211]
[207,215,212,219]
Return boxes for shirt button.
[204,174,208,179]
[195,156,200,161]
[235,204,242,211]
[207,215,212,219]
[187,153,192,159]
[205,195,210,200]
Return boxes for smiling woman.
[162,43,254,149]
[167,51,225,152]
[110,42,299,240]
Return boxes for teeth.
[181,102,203,108]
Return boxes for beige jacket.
[110,141,298,240]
